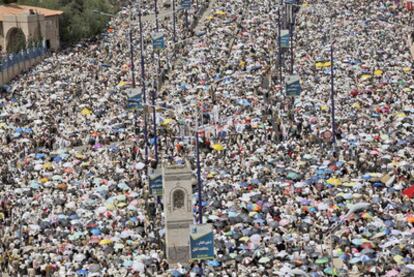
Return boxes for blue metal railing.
[0,46,47,71]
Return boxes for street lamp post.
[129,23,136,88]
[152,82,158,164]
[278,8,282,82]
[289,13,294,74]
[154,0,160,31]
[138,1,149,164]
[330,41,336,155]
[173,0,177,42]
[195,112,203,224]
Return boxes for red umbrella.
[361,242,373,249]
[403,185,414,198]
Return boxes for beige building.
[0,4,62,53]
[163,162,194,265]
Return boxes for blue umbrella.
[373,182,384,188]
[123,260,133,267]
[251,178,261,185]
[305,176,319,185]
[362,174,371,180]
[171,270,183,277]
[336,161,344,167]
[349,257,360,264]
[149,137,157,145]
[69,213,79,220]
[90,228,101,236]
[53,156,63,162]
[35,153,46,159]
[228,211,239,218]
[179,83,189,91]
[360,255,371,263]
[254,218,265,225]
[207,260,221,267]
[237,99,251,107]
[76,269,88,276]
[117,182,130,190]
[30,181,40,189]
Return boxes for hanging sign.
[280,30,290,48]
[190,224,215,260]
[149,168,163,196]
[126,88,143,110]
[181,0,192,10]
[152,32,165,50]
[285,75,301,96]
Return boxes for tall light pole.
[330,41,336,155]
[154,0,160,31]
[172,0,177,42]
[278,8,282,82]
[195,109,203,224]
[129,13,136,89]
[138,0,149,164]
[289,10,294,74]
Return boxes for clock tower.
[163,161,194,264]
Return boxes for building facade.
[163,162,194,265]
[0,4,62,53]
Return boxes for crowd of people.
[0,0,413,276]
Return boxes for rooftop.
[0,4,63,21]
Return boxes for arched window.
[172,189,185,210]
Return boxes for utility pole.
[173,0,177,42]
[195,113,202,224]
[278,8,282,82]
[129,16,136,88]
[290,12,294,74]
[154,0,160,31]
[330,41,336,156]
[138,0,149,164]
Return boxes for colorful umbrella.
[80,108,93,116]
[212,143,225,151]
[315,257,329,264]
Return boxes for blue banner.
[152,33,165,50]
[126,88,143,110]
[280,30,290,48]
[190,224,215,260]
[181,0,192,10]
[149,171,163,196]
[285,75,301,96]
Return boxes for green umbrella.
[229,253,237,259]
[323,267,338,276]
[258,257,270,264]
[315,257,330,264]
[287,171,302,180]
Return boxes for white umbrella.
[74,253,86,262]
[290,268,310,277]
[135,162,145,170]
[132,261,145,273]
[120,229,134,239]
[346,202,370,217]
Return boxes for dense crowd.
[0,0,413,276]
